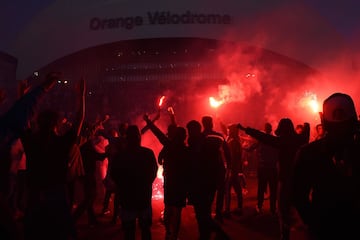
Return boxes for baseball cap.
[322,93,357,122]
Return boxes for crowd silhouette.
[0,72,359,240]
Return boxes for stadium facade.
[0,0,355,127]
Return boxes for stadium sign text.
[89,11,232,30]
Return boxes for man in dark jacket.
[201,116,231,223]
[111,125,158,240]
[238,118,308,240]
[293,92,360,239]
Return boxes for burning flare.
[209,97,223,108]
[158,96,165,107]
[308,98,319,113]
[300,91,320,114]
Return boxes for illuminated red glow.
[158,95,165,107]
[209,96,223,108]
[167,106,174,115]
[299,92,321,114]
[308,99,319,113]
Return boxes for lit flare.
[158,96,165,107]
[209,96,223,108]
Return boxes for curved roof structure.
[0,0,353,79]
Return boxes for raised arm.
[140,110,160,135]
[237,124,279,148]
[3,72,59,136]
[167,107,177,126]
[143,114,169,146]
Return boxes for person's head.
[315,123,325,136]
[173,127,187,144]
[118,122,128,136]
[264,122,272,134]
[186,120,202,137]
[321,93,358,141]
[186,120,202,146]
[167,124,178,140]
[36,109,60,133]
[274,118,296,137]
[228,124,239,138]
[201,116,213,130]
[126,125,141,147]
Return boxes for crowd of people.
[0,72,359,240]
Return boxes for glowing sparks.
[152,176,164,200]
[308,99,319,113]
[209,97,223,108]
[152,167,164,200]
[300,92,320,114]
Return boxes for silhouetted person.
[186,120,230,240]
[72,130,108,226]
[296,122,311,144]
[293,93,360,239]
[201,116,231,223]
[157,124,177,166]
[153,108,177,224]
[21,77,85,239]
[238,118,306,240]
[110,125,158,240]
[102,127,119,216]
[102,123,127,223]
[0,73,58,239]
[224,124,244,217]
[187,120,213,239]
[254,122,279,215]
[143,115,189,240]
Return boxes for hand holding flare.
[141,96,165,134]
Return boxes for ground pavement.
[75,175,309,240]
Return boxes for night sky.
[1,0,360,48]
